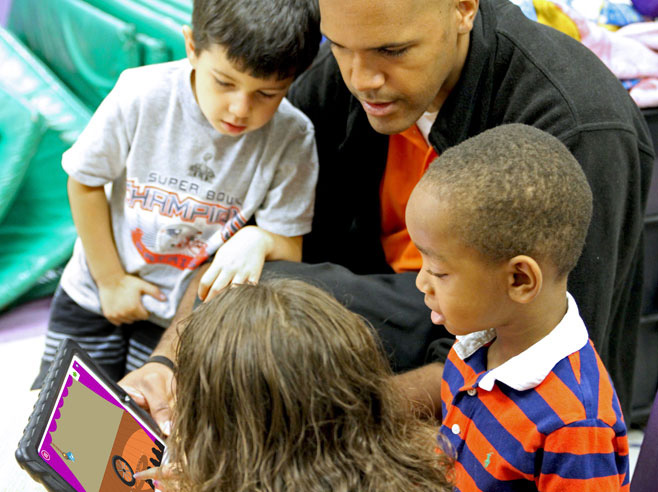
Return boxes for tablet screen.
[37,355,165,492]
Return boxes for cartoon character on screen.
[51,443,75,462]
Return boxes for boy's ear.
[506,255,542,304]
[182,25,197,63]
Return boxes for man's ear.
[456,0,479,34]
[506,255,542,304]
[182,25,197,63]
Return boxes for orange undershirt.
[380,125,438,272]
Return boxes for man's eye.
[379,47,409,57]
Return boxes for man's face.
[320,0,477,135]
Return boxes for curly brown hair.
[168,278,453,491]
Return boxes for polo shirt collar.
[453,293,589,392]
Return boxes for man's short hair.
[192,0,321,80]
[419,124,593,277]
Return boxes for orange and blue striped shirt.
[440,294,629,491]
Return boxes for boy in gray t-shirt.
[33,0,321,388]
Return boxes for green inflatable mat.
[83,0,186,58]
[0,28,91,311]
[0,87,44,225]
[133,0,191,24]
[148,0,192,16]
[8,0,172,110]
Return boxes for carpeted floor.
[0,297,50,491]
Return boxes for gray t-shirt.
[60,60,318,325]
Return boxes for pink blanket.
[558,3,658,107]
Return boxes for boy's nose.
[415,270,431,296]
[229,92,250,119]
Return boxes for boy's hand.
[198,226,270,300]
[98,274,166,325]
[119,363,175,436]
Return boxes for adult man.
[122,0,653,430]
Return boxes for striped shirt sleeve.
[537,419,630,491]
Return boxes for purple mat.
[0,0,12,26]
[0,297,51,343]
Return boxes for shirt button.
[451,423,461,435]
[467,388,477,396]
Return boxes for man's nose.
[350,53,385,93]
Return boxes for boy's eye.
[426,268,447,279]
[258,91,277,99]
[215,79,233,88]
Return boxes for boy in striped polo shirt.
[406,123,629,491]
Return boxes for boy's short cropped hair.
[419,123,593,277]
[191,0,321,80]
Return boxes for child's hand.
[98,273,166,325]
[198,226,269,300]
[134,464,179,491]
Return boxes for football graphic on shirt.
[155,224,203,254]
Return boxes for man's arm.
[118,230,302,432]
[118,263,208,434]
[393,362,444,419]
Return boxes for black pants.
[261,261,453,372]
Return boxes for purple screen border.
[37,357,162,491]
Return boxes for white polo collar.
[416,110,438,145]
[453,293,589,392]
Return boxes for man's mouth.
[360,100,395,116]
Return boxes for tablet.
[16,338,166,492]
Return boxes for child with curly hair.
[136,278,453,491]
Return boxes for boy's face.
[406,186,511,336]
[185,31,293,136]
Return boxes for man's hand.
[117,265,202,435]
[198,226,270,300]
[98,273,166,325]
[118,362,175,436]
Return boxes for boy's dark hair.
[192,0,321,80]
[419,124,593,277]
